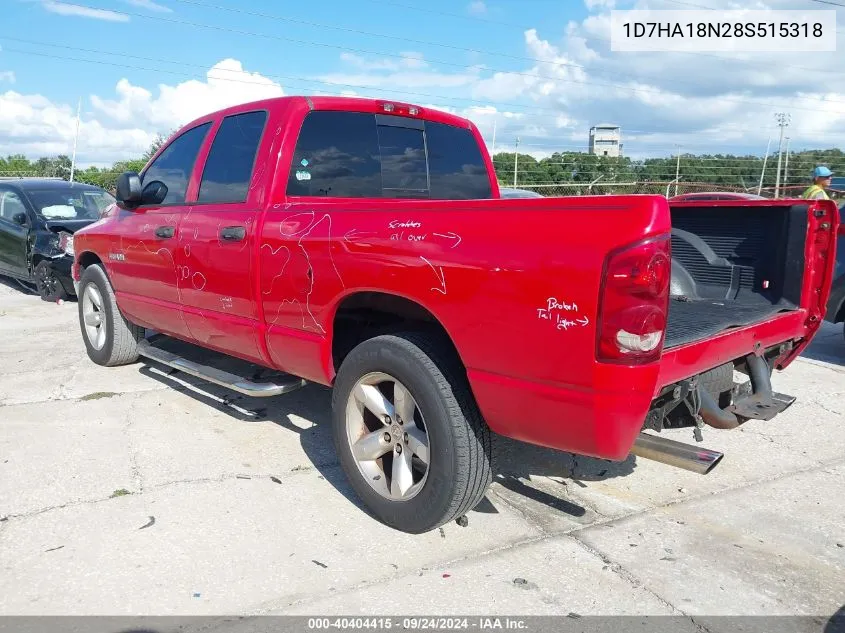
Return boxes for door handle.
[219,226,246,242]
[154,226,175,239]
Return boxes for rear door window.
[198,111,268,204]
[142,122,212,205]
[287,111,381,198]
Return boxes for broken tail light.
[596,234,671,364]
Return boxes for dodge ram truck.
[71,96,839,533]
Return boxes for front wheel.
[34,260,68,302]
[77,264,144,366]
[331,332,493,534]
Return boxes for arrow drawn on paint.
[343,229,376,243]
[432,231,462,249]
[420,256,447,295]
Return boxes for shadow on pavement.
[134,336,637,524]
[798,321,845,367]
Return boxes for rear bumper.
[467,366,656,461]
[469,310,817,462]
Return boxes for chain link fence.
[507,181,845,200]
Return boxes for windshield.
[27,188,115,220]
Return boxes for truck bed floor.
[665,299,797,349]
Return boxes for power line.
[808,0,845,7]
[63,1,845,81]
[4,34,845,116]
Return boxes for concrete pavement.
[1,280,843,618]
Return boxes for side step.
[137,339,307,397]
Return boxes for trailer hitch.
[722,353,796,423]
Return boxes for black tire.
[77,264,143,366]
[700,362,734,408]
[34,260,68,303]
[331,332,493,534]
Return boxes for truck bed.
[666,299,795,348]
[665,203,805,349]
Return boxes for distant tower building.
[589,124,622,157]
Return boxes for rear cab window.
[287,110,491,200]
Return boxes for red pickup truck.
[71,96,839,533]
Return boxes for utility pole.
[490,119,497,156]
[69,97,81,183]
[757,136,772,196]
[674,145,681,196]
[513,137,520,187]
[773,112,790,199]
[783,137,791,193]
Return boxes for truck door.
[0,188,32,278]
[107,121,212,338]
[175,109,270,364]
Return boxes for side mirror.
[115,172,143,209]
[141,180,168,206]
[12,212,27,226]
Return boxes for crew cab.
[71,96,839,533]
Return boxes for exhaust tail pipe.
[631,433,723,475]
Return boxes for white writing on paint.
[537,297,589,332]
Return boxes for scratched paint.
[262,209,346,337]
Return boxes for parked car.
[0,178,115,301]
[71,96,838,533]
[499,187,543,198]
[823,201,845,340]
[669,191,767,201]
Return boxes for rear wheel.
[78,264,143,366]
[331,332,493,534]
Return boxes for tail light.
[596,234,671,365]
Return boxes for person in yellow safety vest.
[802,166,833,200]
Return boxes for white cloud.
[0,71,15,83]
[320,52,482,91]
[1,59,285,165]
[0,90,154,164]
[42,1,129,21]
[339,51,427,71]
[90,59,284,130]
[468,1,487,15]
[122,0,172,12]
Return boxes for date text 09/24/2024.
[307,617,528,630]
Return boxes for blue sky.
[1,0,843,169]
[3,0,585,99]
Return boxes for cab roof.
[178,95,476,133]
